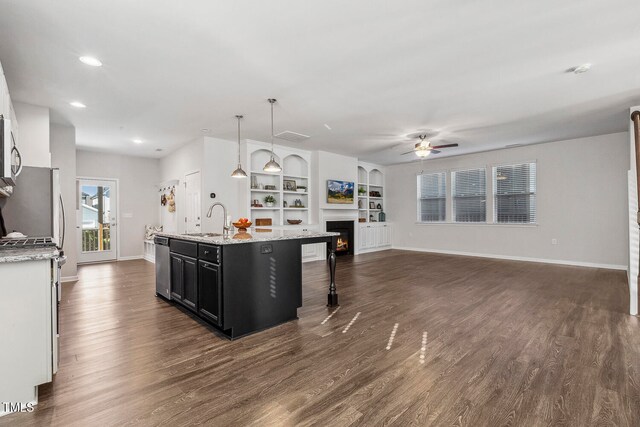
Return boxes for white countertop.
[0,247,59,263]
[157,229,339,245]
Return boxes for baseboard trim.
[61,275,78,283]
[357,246,392,255]
[392,246,627,271]
[117,255,144,261]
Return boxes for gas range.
[0,237,56,250]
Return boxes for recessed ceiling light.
[155,149,163,152]
[324,124,332,130]
[79,56,102,67]
[201,128,210,133]
[69,101,86,108]
[132,139,143,144]
[571,63,591,74]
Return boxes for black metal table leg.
[327,236,339,307]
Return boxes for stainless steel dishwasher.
[154,236,171,299]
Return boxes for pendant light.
[263,98,282,172]
[231,115,247,178]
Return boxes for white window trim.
[416,171,447,223]
[414,160,538,226]
[451,167,487,224]
[492,160,538,225]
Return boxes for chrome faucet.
[206,202,231,238]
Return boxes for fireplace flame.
[337,237,348,251]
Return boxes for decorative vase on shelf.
[266,202,274,208]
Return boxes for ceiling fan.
[401,135,459,158]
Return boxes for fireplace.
[326,220,354,256]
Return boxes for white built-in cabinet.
[358,223,392,252]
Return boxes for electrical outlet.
[551,238,558,245]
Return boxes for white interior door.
[77,178,118,263]
[184,171,201,234]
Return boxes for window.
[452,168,486,222]
[493,162,537,223]
[417,172,446,222]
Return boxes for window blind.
[417,172,446,222]
[493,162,537,223]
[452,168,486,222]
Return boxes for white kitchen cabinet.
[358,223,391,253]
[0,259,54,410]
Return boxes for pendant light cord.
[237,115,242,164]
[269,98,276,157]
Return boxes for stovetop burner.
[0,237,56,249]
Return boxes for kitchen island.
[155,229,339,339]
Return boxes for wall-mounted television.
[327,180,354,204]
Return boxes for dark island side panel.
[221,239,302,338]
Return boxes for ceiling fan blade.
[400,150,416,155]
[430,150,441,154]
[431,143,458,149]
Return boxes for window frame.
[451,167,487,223]
[416,171,447,223]
[492,161,537,225]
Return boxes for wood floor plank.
[0,250,638,426]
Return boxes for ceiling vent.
[274,131,310,143]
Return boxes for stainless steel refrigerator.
[0,166,65,250]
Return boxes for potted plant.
[264,195,276,207]
[358,187,366,196]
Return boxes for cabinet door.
[367,226,377,248]
[359,225,370,249]
[198,260,221,325]
[379,225,390,246]
[170,253,183,300]
[358,226,366,250]
[181,256,198,311]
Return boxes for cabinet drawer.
[170,240,198,257]
[199,244,221,264]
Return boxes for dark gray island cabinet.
[156,230,339,339]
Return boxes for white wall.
[13,102,50,167]
[387,132,629,269]
[50,123,77,280]
[314,151,359,211]
[159,136,244,234]
[159,137,203,234]
[202,137,243,233]
[76,150,160,259]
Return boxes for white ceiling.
[0,0,639,164]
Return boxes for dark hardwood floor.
[2,250,639,426]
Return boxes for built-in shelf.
[357,164,385,223]
[248,146,311,227]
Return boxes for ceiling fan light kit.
[401,134,459,159]
[263,98,282,173]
